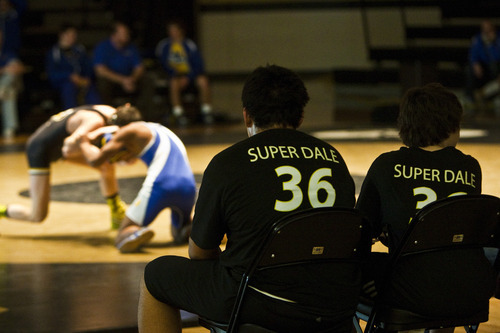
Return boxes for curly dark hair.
[398,83,463,147]
[241,65,309,129]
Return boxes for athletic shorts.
[144,257,358,332]
[26,117,70,174]
[126,177,196,227]
[144,256,239,323]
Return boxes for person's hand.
[62,134,88,158]
[473,63,484,78]
[122,77,136,92]
[70,74,90,87]
[87,125,119,142]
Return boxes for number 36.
[274,166,336,212]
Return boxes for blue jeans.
[0,73,19,135]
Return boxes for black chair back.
[358,194,500,333]
[201,207,371,333]
[257,207,369,268]
[397,194,499,258]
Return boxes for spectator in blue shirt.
[93,21,144,106]
[156,19,213,125]
[46,23,101,109]
[466,19,500,117]
[0,28,23,140]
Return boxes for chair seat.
[198,317,228,333]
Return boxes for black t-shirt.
[356,146,482,249]
[191,129,356,274]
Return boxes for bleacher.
[17,1,113,133]
[14,0,500,130]
[332,0,500,122]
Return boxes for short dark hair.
[167,18,186,33]
[398,83,463,147]
[111,104,142,127]
[241,65,309,129]
[111,21,129,34]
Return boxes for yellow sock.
[107,194,126,230]
[0,204,7,218]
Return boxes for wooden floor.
[1,120,500,332]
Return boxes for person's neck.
[420,131,459,151]
[420,144,450,152]
[111,39,124,49]
[255,125,294,134]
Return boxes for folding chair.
[354,194,500,333]
[199,207,371,333]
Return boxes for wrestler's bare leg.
[6,173,50,222]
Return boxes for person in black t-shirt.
[139,65,357,333]
[356,83,495,333]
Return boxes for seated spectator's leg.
[142,255,238,330]
[96,78,119,105]
[466,64,492,115]
[169,76,189,118]
[139,276,181,333]
[196,74,213,123]
[0,73,19,139]
[464,65,480,115]
[1,98,18,139]
[59,80,78,109]
[196,74,211,109]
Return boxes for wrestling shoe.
[116,227,155,253]
[171,220,192,245]
[109,198,127,230]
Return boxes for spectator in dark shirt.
[0,0,25,53]
[46,23,101,109]
[466,19,500,117]
[93,21,144,106]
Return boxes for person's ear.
[298,116,304,128]
[243,108,253,127]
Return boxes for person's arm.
[94,64,128,84]
[0,57,24,76]
[131,63,144,81]
[63,113,108,153]
[187,40,205,77]
[188,237,221,260]
[79,127,133,167]
[121,64,145,93]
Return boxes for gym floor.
[1,119,499,332]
